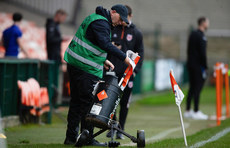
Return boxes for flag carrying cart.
[76,50,145,147]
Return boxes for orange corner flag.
[169,70,187,146]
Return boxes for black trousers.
[114,77,133,131]
[65,64,99,142]
[186,66,205,112]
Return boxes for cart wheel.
[75,130,89,147]
[108,141,120,147]
[137,130,145,147]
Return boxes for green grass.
[137,86,216,105]
[5,86,230,148]
[149,117,230,148]
[136,90,175,105]
[7,118,230,148]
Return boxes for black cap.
[111,4,129,24]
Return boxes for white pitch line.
[122,123,190,147]
[189,127,230,148]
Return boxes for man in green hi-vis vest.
[64,4,130,146]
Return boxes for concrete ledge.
[1,116,21,128]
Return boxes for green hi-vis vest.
[64,13,109,78]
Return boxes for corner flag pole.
[178,104,188,146]
[169,70,188,147]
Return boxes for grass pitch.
[6,86,230,148]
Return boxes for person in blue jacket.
[1,12,28,57]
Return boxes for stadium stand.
[0,13,71,60]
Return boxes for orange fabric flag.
[169,70,184,106]
[170,70,178,92]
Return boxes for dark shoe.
[64,138,75,145]
[116,132,125,140]
[106,130,116,138]
[75,130,90,147]
[87,139,107,147]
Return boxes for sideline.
[189,127,230,148]
[122,123,190,146]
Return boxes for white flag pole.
[177,104,188,147]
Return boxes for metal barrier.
[0,58,55,123]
